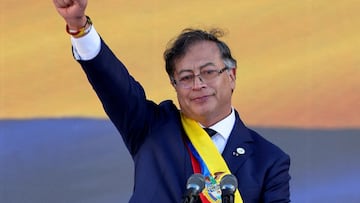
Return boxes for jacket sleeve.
[77,39,158,155]
[263,153,291,203]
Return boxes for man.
[53,0,291,202]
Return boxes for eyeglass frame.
[172,66,231,89]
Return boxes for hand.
[53,0,88,29]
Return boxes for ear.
[170,79,177,90]
[229,68,236,92]
[229,68,236,81]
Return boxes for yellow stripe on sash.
[181,114,243,203]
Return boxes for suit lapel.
[222,111,254,174]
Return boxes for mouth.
[190,94,214,103]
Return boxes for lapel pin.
[233,147,245,156]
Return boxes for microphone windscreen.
[220,174,238,192]
[186,173,205,192]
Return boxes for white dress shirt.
[71,25,101,61]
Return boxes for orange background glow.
[1,0,359,128]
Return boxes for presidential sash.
[181,114,243,203]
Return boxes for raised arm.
[52,0,161,156]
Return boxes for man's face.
[173,41,236,126]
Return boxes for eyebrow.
[177,62,217,74]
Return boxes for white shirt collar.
[200,108,235,141]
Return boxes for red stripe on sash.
[186,144,211,203]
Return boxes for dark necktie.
[204,128,217,137]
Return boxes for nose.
[192,74,206,89]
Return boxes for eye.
[179,74,194,82]
[201,69,217,78]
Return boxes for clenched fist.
[53,0,88,29]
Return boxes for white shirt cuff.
[70,26,101,61]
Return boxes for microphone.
[220,174,238,203]
[182,173,205,203]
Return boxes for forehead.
[175,41,222,72]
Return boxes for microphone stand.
[221,188,235,203]
[182,194,201,203]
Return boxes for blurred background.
[1,0,359,202]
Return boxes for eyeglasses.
[173,66,230,89]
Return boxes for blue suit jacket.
[78,40,290,203]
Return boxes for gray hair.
[163,28,237,80]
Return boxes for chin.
[190,109,212,120]
[182,102,214,118]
